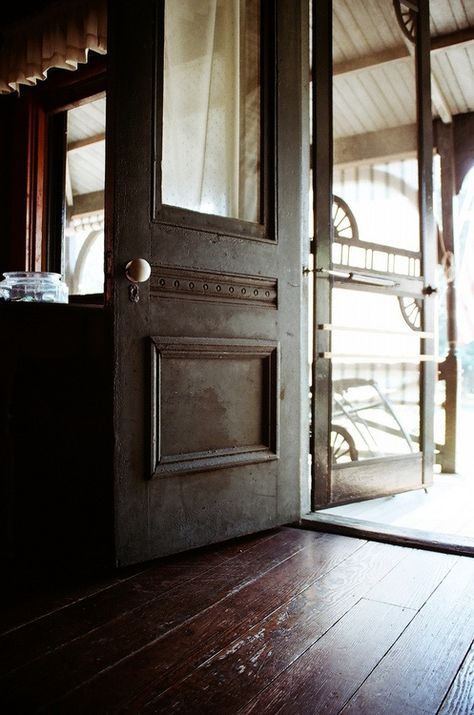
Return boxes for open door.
[107,0,308,565]
[311,0,436,509]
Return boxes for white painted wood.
[331,0,473,139]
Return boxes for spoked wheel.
[398,296,422,331]
[332,195,359,242]
[331,425,358,463]
[393,0,417,43]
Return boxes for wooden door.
[311,0,436,509]
[107,0,309,565]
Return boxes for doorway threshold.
[300,512,474,557]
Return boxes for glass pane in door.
[162,0,261,222]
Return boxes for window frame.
[5,54,107,283]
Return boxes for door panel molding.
[150,337,279,478]
[150,265,278,308]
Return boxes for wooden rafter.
[67,132,105,153]
[334,28,474,78]
[334,123,417,166]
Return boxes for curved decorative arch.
[71,228,104,294]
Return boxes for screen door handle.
[317,268,399,288]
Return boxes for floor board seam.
[333,602,420,715]
[435,638,474,715]
[0,567,154,638]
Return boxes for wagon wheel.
[398,296,422,331]
[393,0,417,43]
[332,195,359,242]
[331,425,358,463]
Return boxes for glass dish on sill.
[0,272,69,304]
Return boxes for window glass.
[162,0,261,223]
[64,96,106,295]
[330,288,421,463]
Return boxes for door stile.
[417,0,436,487]
[107,0,156,564]
[311,0,333,510]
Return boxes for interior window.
[63,96,106,296]
[161,0,261,223]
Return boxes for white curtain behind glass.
[162,0,260,223]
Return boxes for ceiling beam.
[334,123,417,166]
[67,132,105,153]
[333,27,474,79]
[67,190,104,217]
[431,27,474,54]
[333,47,408,77]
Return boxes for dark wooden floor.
[1,528,473,714]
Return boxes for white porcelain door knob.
[125,258,151,283]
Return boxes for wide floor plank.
[238,599,414,715]
[341,558,474,715]
[0,529,282,674]
[140,542,408,713]
[0,529,327,710]
[55,533,369,713]
[0,528,277,638]
[364,548,457,610]
[438,641,474,715]
[0,528,472,715]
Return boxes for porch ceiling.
[333,0,474,141]
[61,1,474,188]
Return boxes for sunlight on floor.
[320,395,474,541]
[323,472,474,539]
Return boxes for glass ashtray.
[0,272,69,304]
